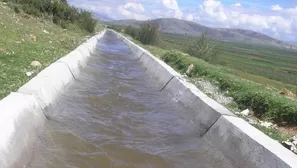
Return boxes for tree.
[138,21,159,45]
[124,25,139,39]
[187,32,217,62]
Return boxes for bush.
[187,32,217,62]
[138,22,159,45]
[77,10,96,33]
[60,20,71,29]
[161,51,297,125]
[107,25,123,32]
[22,4,42,17]
[52,15,61,24]
[6,0,97,33]
[125,25,139,39]
[13,6,21,13]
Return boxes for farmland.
[160,33,297,92]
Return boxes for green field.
[160,33,297,92]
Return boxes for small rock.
[30,61,41,68]
[16,41,21,44]
[260,121,274,128]
[292,140,297,146]
[240,109,250,116]
[43,29,49,34]
[29,34,37,41]
[22,39,25,42]
[282,141,297,154]
[247,118,257,125]
[49,41,52,43]
[26,71,34,77]
[186,64,194,76]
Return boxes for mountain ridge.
[105,18,295,49]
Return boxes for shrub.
[107,25,123,32]
[52,15,61,24]
[22,4,42,17]
[60,20,70,29]
[138,22,159,45]
[13,6,21,13]
[77,10,96,33]
[6,0,97,33]
[125,25,139,39]
[187,32,217,62]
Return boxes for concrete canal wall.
[0,29,296,168]
[111,30,297,168]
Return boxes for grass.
[253,124,292,142]
[161,52,297,124]
[0,2,103,99]
[160,33,297,92]
[3,0,97,33]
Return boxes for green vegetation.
[161,51,297,125]
[253,124,291,142]
[160,33,297,90]
[187,32,217,63]
[124,25,139,39]
[110,23,159,45]
[0,2,103,99]
[107,25,123,32]
[2,0,97,33]
[137,22,159,45]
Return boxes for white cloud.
[233,3,241,7]
[186,14,194,21]
[174,9,183,19]
[160,0,183,19]
[194,0,297,41]
[123,2,145,13]
[199,0,227,22]
[67,0,297,42]
[118,2,149,20]
[162,0,179,10]
[271,5,283,11]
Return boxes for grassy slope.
[0,2,102,99]
[161,33,297,92]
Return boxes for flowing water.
[28,32,234,168]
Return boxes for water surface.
[28,32,234,168]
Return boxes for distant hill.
[105,18,294,48]
[93,12,113,22]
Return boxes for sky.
[68,0,297,42]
